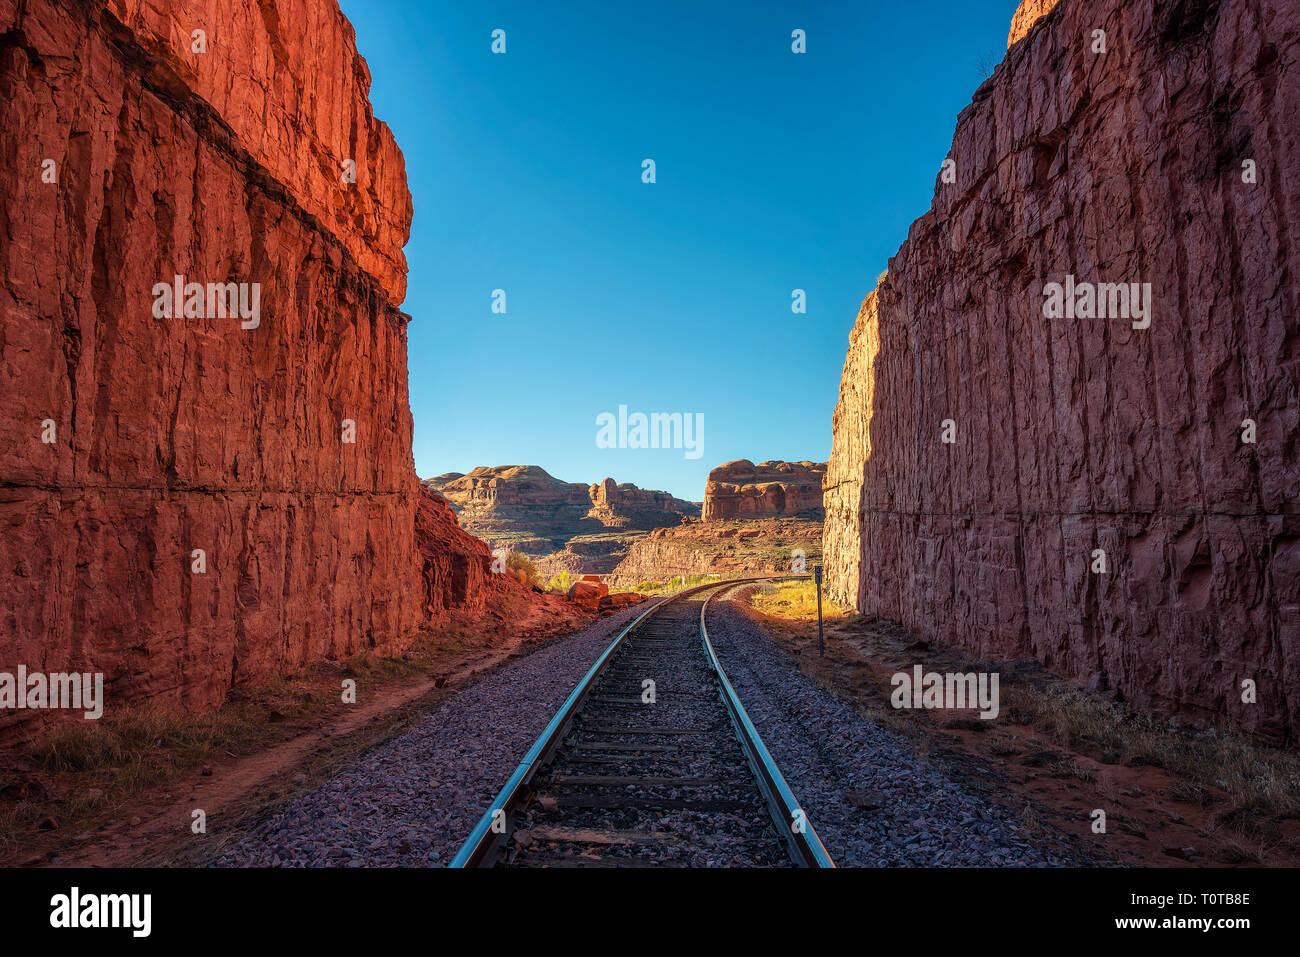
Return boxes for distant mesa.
[425,465,699,527]
[610,458,826,583]
[422,466,701,576]
[423,462,826,583]
[702,460,826,522]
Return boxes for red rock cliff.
[0,0,465,725]
[826,0,1299,738]
[703,460,826,521]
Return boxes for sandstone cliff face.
[415,485,595,640]
[102,0,412,302]
[826,0,1300,738]
[702,460,826,522]
[426,466,701,576]
[611,518,822,585]
[0,0,488,726]
[1007,0,1058,47]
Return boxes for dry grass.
[632,574,721,596]
[746,594,1300,856]
[0,619,492,855]
[749,580,853,622]
[0,702,280,852]
[1001,683,1300,829]
[26,705,273,779]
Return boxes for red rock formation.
[102,0,412,302]
[826,0,1300,738]
[611,518,822,585]
[415,485,587,630]
[702,460,826,521]
[416,488,500,619]
[1007,0,1059,47]
[567,579,609,614]
[430,466,697,522]
[426,465,701,576]
[598,592,646,616]
[588,476,688,516]
[0,0,539,729]
[435,466,592,511]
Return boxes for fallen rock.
[568,580,610,613]
[598,592,647,616]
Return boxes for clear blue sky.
[339,0,1019,501]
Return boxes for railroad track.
[450,579,835,868]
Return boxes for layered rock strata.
[425,465,701,576]
[0,0,522,728]
[702,460,826,521]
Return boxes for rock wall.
[826,0,1299,739]
[1007,0,1058,47]
[611,518,822,585]
[0,0,440,724]
[702,460,826,521]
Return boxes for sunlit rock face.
[0,0,498,726]
[424,466,700,577]
[826,0,1300,738]
[1006,0,1060,48]
[702,460,826,522]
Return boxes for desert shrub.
[504,551,541,587]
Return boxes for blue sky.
[339,0,1019,500]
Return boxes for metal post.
[813,565,824,657]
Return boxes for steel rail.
[700,583,836,868]
[448,579,728,868]
[449,575,832,868]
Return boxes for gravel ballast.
[216,586,1089,867]
[215,604,649,867]
[703,587,1090,866]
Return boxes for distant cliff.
[702,460,826,522]
[424,466,700,575]
[610,518,822,585]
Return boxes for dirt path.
[11,615,593,868]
